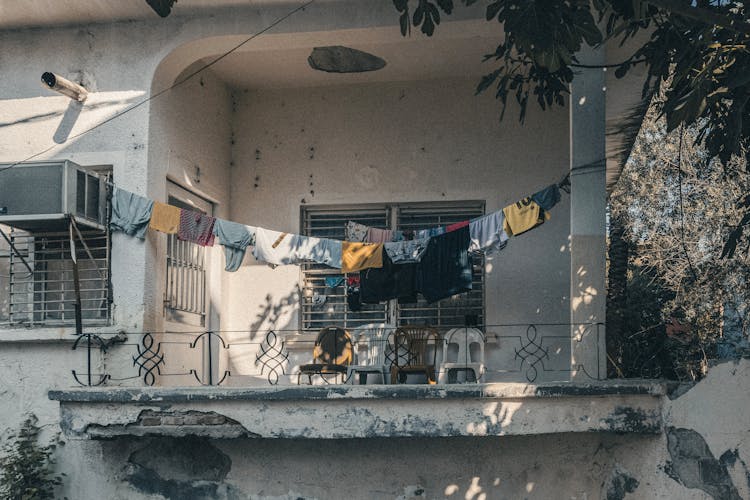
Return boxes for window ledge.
[50,381,666,440]
[0,325,120,344]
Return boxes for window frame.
[299,200,486,332]
[162,183,213,328]
[0,226,111,327]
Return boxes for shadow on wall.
[0,95,141,129]
[572,264,600,322]
[247,288,300,340]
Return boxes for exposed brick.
[199,415,226,425]
[139,417,162,427]
[161,416,184,426]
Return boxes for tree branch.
[646,0,750,35]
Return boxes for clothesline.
[109,177,566,304]
[110,179,566,274]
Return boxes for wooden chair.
[389,325,440,384]
[297,327,353,385]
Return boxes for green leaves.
[0,416,64,499]
[394,0,604,122]
[393,0,410,35]
[396,0,453,37]
[390,1,750,256]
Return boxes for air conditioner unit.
[0,160,107,231]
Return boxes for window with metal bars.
[300,205,391,331]
[300,201,485,331]
[396,202,485,328]
[0,226,111,327]
[164,196,207,326]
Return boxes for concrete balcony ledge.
[49,381,666,440]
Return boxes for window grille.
[0,226,111,326]
[300,201,485,331]
[396,202,485,328]
[164,196,207,326]
[301,205,390,331]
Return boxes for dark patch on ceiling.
[146,0,176,18]
[308,46,386,73]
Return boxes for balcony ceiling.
[202,34,502,90]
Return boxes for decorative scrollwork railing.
[68,322,605,387]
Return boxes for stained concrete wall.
[29,359,750,499]
[219,79,571,383]
[226,79,570,327]
[0,3,748,499]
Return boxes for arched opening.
[145,21,571,386]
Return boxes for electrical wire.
[0,0,315,175]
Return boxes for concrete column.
[569,46,607,381]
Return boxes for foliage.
[0,415,64,500]
[392,0,750,253]
[609,103,750,379]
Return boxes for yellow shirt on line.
[502,197,550,237]
[149,202,181,234]
[341,242,383,273]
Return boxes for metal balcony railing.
[68,323,605,387]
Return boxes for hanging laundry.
[415,226,446,240]
[360,253,417,304]
[502,197,549,236]
[149,202,181,234]
[252,228,298,266]
[110,188,154,239]
[531,183,562,211]
[469,211,509,253]
[345,221,369,242]
[347,275,360,287]
[392,230,409,242]
[445,220,470,232]
[384,237,430,264]
[347,285,362,312]
[325,276,345,288]
[178,209,216,246]
[366,227,394,244]
[416,225,472,303]
[213,219,256,272]
[341,242,383,273]
[295,235,342,268]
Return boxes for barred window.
[300,201,485,331]
[396,202,485,328]
[0,226,111,327]
[164,194,208,327]
[300,205,390,331]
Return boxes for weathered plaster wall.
[145,61,233,335]
[34,359,747,500]
[220,79,571,383]
[0,4,747,500]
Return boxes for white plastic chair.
[438,327,485,383]
[346,323,389,384]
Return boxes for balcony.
[48,325,666,440]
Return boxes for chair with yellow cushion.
[297,326,353,385]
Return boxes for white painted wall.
[225,81,569,319]
[0,4,745,500]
